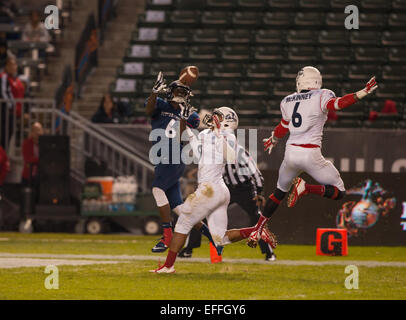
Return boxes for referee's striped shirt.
[223,144,264,195]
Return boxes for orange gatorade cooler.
[87,176,114,201]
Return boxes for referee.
[178,144,276,261]
[223,144,276,261]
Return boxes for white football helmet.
[203,106,239,131]
[296,66,322,93]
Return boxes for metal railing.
[0,98,154,192]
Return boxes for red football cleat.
[287,177,308,208]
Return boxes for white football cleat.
[149,265,175,273]
[287,177,308,208]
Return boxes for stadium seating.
[112,0,406,128]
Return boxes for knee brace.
[324,185,346,200]
[152,187,169,207]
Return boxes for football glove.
[355,76,378,100]
[152,71,168,94]
[263,132,279,155]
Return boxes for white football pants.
[277,144,345,192]
[175,180,231,246]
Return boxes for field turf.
[0,232,405,300]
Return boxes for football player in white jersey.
[150,107,277,273]
[247,66,378,247]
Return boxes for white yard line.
[0,257,123,269]
[1,253,405,268]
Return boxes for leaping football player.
[246,66,378,247]
[146,72,219,253]
[150,107,277,273]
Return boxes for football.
[179,65,199,86]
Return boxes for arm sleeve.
[325,93,358,111]
[185,127,202,159]
[273,99,290,139]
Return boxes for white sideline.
[1,253,406,268]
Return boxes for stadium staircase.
[75,0,146,119]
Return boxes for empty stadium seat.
[321,46,352,62]
[388,48,406,63]
[382,65,406,81]
[318,64,347,80]
[294,12,325,27]
[234,99,268,113]
[190,62,212,79]
[192,28,223,44]
[224,29,252,44]
[156,45,186,60]
[360,0,392,11]
[206,79,236,96]
[375,83,405,99]
[268,0,298,9]
[149,62,181,77]
[174,0,206,10]
[280,64,304,79]
[161,28,190,43]
[237,0,267,10]
[392,0,406,11]
[239,80,270,98]
[272,81,295,98]
[201,11,231,27]
[253,46,285,62]
[146,0,173,10]
[388,14,406,27]
[298,0,330,10]
[188,45,218,60]
[133,27,159,43]
[348,65,379,80]
[263,12,294,27]
[330,0,361,10]
[221,45,251,61]
[354,47,387,63]
[189,79,207,95]
[246,63,278,79]
[200,98,232,110]
[318,30,350,45]
[325,12,347,27]
[350,31,381,46]
[359,13,387,28]
[206,0,237,10]
[287,30,317,45]
[169,10,200,27]
[232,12,262,28]
[213,63,244,78]
[255,29,285,45]
[287,46,318,62]
[381,31,406,46]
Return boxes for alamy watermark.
[44,265,59,290]
[149,127,258,176]
[44,5,59,30]
[344,5,359,30]
[344,265,359,289]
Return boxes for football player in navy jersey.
[145,72,219,253]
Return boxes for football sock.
[263,188,286,218]
[305,184,325,196]
[162,222,173,245]
[164,250,177,268]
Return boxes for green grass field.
[0,232,405,300]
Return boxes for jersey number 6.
[292,102,302,128]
